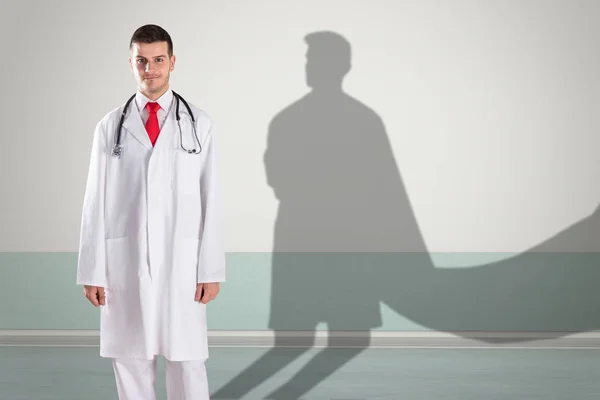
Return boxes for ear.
[170,55,176,72]
[128,57,133,72]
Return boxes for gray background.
[2,0,600,255]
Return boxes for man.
[76,24,225,399]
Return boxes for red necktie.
[145,102,161,146]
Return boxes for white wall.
[1,0,599,253]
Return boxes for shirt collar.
[135,88,174,113]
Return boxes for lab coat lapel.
[122,106,152,150]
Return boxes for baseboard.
[1,330,600,348]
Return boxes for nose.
[144,60,158,73]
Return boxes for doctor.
[76,24,225,399]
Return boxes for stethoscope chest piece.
[112,145,123,158]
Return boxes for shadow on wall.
[212,31,600,400]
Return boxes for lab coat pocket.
[171,150,201,196]
[105,236,133,290]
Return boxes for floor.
[0,346,599,399]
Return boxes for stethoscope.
[112,91,202,158]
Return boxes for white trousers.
[112,357,210,400]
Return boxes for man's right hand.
[83,285,106,307]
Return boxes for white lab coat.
[76,89,226,361]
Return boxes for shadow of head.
[305,31,351,89]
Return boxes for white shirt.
[134,88,174,130]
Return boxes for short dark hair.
[129,24,173,56]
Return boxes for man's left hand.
[195,282,220,304]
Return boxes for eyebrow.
[136,55,168,59]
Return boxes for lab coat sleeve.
[76,120,108,287]
[197,121,226,283]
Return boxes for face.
[129,41,175,99]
